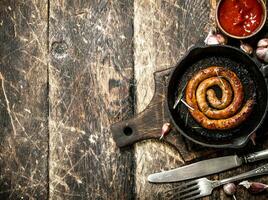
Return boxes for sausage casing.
[185,66,254,130]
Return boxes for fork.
[165,163,268,200]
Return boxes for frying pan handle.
[230,135,250,148]
[261,65,268,78]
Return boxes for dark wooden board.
[49,0,135,199]
[0,0,48,199]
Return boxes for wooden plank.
[0,0,48,199]
[133,0,211,198]
[49,0,135,199]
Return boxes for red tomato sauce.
[218,0,264,37]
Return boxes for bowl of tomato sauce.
[216,0,267,39]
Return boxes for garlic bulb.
[256,38,268,62]
[204,30,227,45]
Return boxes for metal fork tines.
[165,178,215,200]
[164,163,268,200]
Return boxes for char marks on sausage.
[185,66,254,130]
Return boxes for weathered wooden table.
[0,0,268,199]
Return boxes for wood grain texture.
[49,0,135,199]
[0,0,48,199]
[0,0,268,199]
[133,0,211,199]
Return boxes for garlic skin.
[204,30,227,45]
[239,181,251,189]
[204,30,218,45]
[256,38,268,62]
[239,180,268,193]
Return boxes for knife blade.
[148,149,268,183]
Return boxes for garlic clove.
[240,42,253,55]
[256,47,267,59]
[204,30,227,45]
[223,183,237,196]
[239,180,268,194]
[159,123,171,140]
[257,38,268,48]
[249,182,268,193]
[256,47,268,62]
[216,34,227,45]
[256,38,268,62]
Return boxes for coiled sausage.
[185,66,254,130]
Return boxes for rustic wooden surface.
[0,1,48,199]
[49,1,135,199]
[0,0,268,200]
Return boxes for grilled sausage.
[196,77,233,117]
[185,66,254,130]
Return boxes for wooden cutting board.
[111,67,221,161]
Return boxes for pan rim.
[166,45,268,148]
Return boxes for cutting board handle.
[111,67,174,147]
[111,106,162,147]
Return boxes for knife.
[148,149,268,183]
